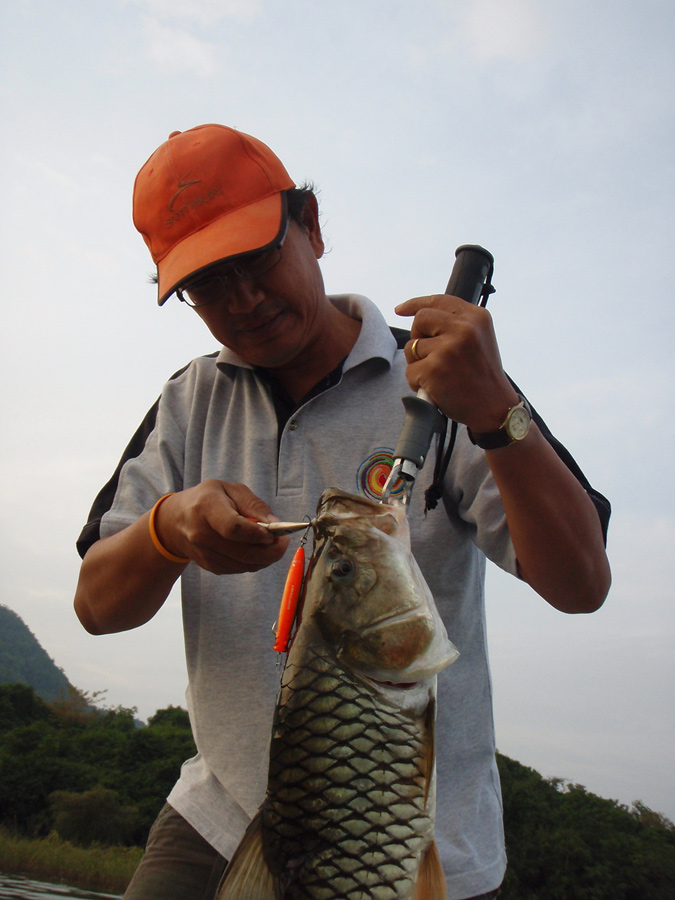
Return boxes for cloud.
[143,17,221,78]
[124,0,264,25]
[457,0,547,62]
[402,0,547,72]
[123,0,267,76]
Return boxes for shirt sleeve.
[76,361,193,558]
[443,428,519,576]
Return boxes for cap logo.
[168,178,202,212]
[165,176,225,229]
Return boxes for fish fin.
[423,693,436,807]
[415,840,447,900]
[215,811,277,900]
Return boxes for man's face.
[188,201,328,371]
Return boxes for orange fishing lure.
[273,545,305,653]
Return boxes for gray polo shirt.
[99,294,517,898]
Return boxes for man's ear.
[302,193,324,259]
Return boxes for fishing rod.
[380,244,495,506]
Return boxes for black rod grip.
[445,244,494,305]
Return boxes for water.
[0,874,120,900]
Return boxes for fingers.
[154,482,290,576]
[395,294,515,428]
[398,296,491,372]
[196,538,290,576]
[206,482,279,541]
[408,337,424,363]
[395,295,443,317]
[395,293,468,320]
[404,333,442,366]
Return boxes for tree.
[148,705,191,729]
[0,684,196,843]
[50,786,140,847]
[496,753,675,900]
[0,682,50,733]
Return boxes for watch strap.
[468,395,532,449]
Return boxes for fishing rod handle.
[391,244,495,472]
[416,246,493,407]
[445,244,494,306]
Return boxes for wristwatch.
[468,395,532,450]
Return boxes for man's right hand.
[153,481,290,575]
[74,481,290,634]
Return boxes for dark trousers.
[124,802,500,900]
[123,804,227,900]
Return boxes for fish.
[216,488,459,900]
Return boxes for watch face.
[507,406,531,441]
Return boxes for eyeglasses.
[176,226,288,309]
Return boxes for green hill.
[0,605,73,702]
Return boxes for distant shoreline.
[0,829,142,895]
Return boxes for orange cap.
[133,125,296,305]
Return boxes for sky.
[1,0,674,823]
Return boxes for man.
[75,124,611,900]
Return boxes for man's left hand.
[395,294,519,433]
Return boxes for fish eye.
[330,559,354,580]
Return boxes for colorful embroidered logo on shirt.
[356,448,404,501]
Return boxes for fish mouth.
[358,606,428,637]
[336,607,458,685]
[313,489,405,537]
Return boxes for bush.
[0,684,196,845]
[50,786,140,847]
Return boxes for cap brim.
[157,193,288,305]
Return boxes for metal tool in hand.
[380,244,495,506]
[256,520,317,536]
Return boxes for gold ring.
[410,338,422,361]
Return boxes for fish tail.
[215,811,277,900]
[415,840,447,900]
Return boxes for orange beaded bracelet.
[149,494,190,564]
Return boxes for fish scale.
[262,641,432,900]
